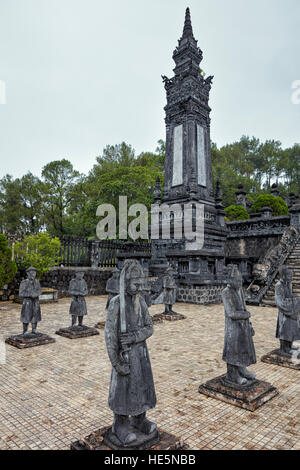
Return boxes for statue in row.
[274,265,300,358]
[222,265,256,386]
[104,259,158,447]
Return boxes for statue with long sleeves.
[69,271,88,328]
[56,271,99,339]
[104,259,157,448]
[152,267,178,314]
[19,266,42,335]
[275,265,300,356]
[222,265,257,386]
[6,266,56,348]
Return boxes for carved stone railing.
[246,226,300,305]
[226,215,291,238]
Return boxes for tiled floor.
[0,297,299,450]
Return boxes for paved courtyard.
[0,296,299,450]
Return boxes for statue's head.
[279,265,293,283]
[75,271,85,280]
[26,267,37,281]
[227,265,243,289]
[112,268,120,279]
[120,259,145,296]
[165,266,175,276]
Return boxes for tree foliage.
[15,233,61,278]
[225,205,250,221]
[0,234,17,288]
[251,194,289,216]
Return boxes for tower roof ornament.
[182,7,194,39]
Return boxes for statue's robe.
[19,279,42,323]
[152,274,176,306]
[222,286,256,367]
[275,280,300,342]
[68,279,88,316]
[105,294,157,416]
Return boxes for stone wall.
[176,282,225,305]
[225,235,282,261]
[41,267,113,298]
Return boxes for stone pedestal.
[159,312,186,322]
[261,349,300,370]
[71,426,187,451]
[55,325,99,339]
[151,314,164,324]
[199,374,278,412]
[5,333,55,349]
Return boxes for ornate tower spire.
[172,7,203,78]
[162,8,214,205]
[182,7,194,38]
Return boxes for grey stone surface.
[19,266,42,335]
[68,271,88,328]
[274,265,300,355]
[222,266,257,387]
[104,259,157,447]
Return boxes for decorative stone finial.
[182,7,194,39]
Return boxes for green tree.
[251,194,289,216]
[15,233,61,279]
[225,205,250,221]
[0,234,17,288]
[41,159,82,237]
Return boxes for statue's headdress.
[227,264,242,282]
[279,265,291,279]
[26,266,37,273]
[119,260,145,330]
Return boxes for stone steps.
[261,240,300,306]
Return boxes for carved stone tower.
[150,8,228,301]
[162,7,214,205]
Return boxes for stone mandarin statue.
[104,259,157,447]
[19,266,42,335]
[222,265,257,386]
[153,267,177,314]
[68,271,88,328]
[275,265,300,356]
[105,268,120,309]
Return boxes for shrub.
[0,234,17,288]
[251,194,289,216]
[225,205,250,221]
[15,232,61,279]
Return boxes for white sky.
[0,0,299,178]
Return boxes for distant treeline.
[0,136,299,238]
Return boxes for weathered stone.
[55,325,99,339]
[5,333,55,349]
[70,427,188,451]
[261,349,300,370]
[199,375,279,412]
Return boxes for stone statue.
[104,259,157,447]
[275,265,300,356]
[153,267,177,314]
[222,265,257,386]
[68,271,88,328]
[19,267,42,335]
[106,268,120,309]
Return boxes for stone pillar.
[290,202,300,229]
[235,184,247,209]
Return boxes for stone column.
[290,202,300,229]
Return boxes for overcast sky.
[0,0,299,178]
